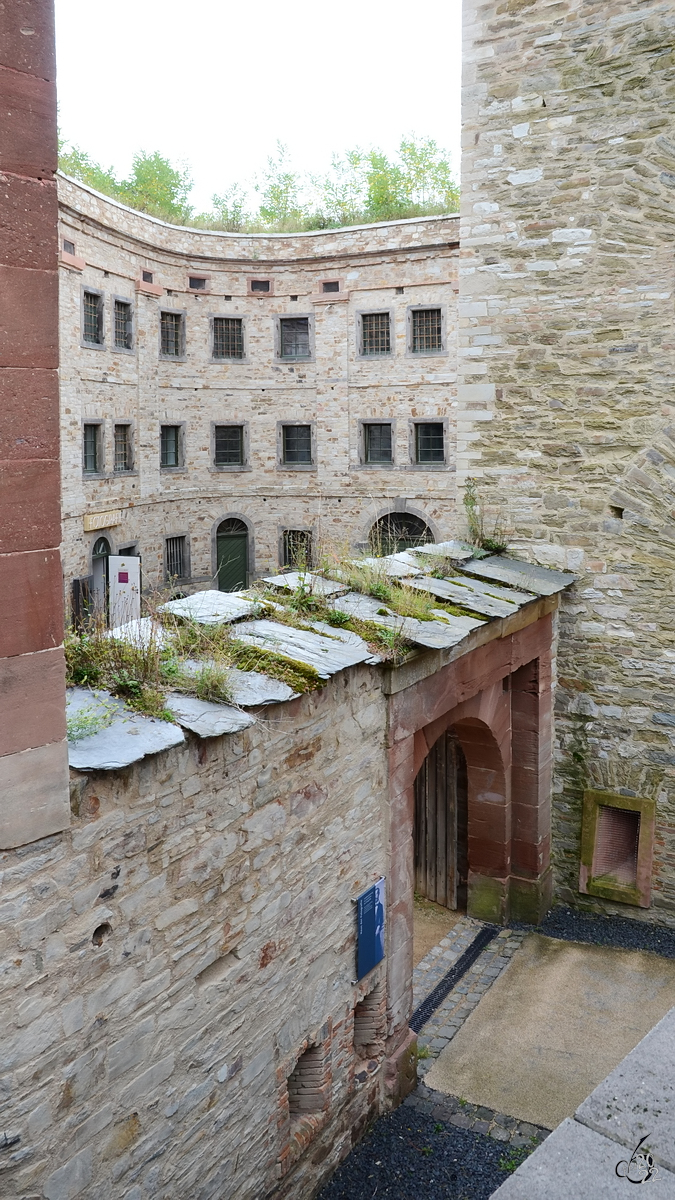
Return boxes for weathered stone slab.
[409,576,520,618]
[329,592,485,649]
[227,667,298,706]
[356,553,423,578]
[414,541,478,561]
[107,616,169,649]
[0,738,70,849]
[261,572,347,597]
[463,556,576,597]
[66,688,184,770]
[165,694,254,738]
[447,575,536,606]
[159,590,260,624]
[233,619,372,677]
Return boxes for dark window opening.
[369,513,433,556]
[114,299,133,350]
[160,425,181,468]
[610,505,624,520]
[165,536,187,580]
[283,529,313,569]
[322,280,340,293]
[361,311,391,356]
[83,291,103,344]
[142,270,153,284]
[412,308,442,353]
[279,317,310,359]
[395,286,404,295]
[415,422,444,463]
[594,806,640,887]
[251,279,270,293]
[364,423,393,464]
[282,424,312,464]
[63,238,75,255]
[114,425,131,472]
[213,317,243,359]
[189,276,206,290]
[160,311,183,357]
[223,294,232,301]
[290,294,298,302]
[214,425,244,466]
[83,424,101,473]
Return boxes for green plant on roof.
[66,700,116,743]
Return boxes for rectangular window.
[63,238,75,255]
[594,806,640,887]
[214,425,244,466]
[279,317,310,359]
[415,422,445,464]
[361,311,390,356]
[142,270,153,284]
[114,424,131,472]
[282,424,312,465]
[83,424,100,473]
[283,530,313,569]
[114,300,133,350]
[411,307,443,353]
[322,280,340,293]
[83,291,103,345]
[213,316,244,359]
[165,536,186,579]
[250,279,270,293]
[364,423,393,464]
[160,425,181,468]
[189,276,206,290]
[160,311,184,357]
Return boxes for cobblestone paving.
[412,915,485,1011]
[404,1082,550,1149]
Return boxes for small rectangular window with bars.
[361,311,391,356]
[160,311,183,357]
[189,276,206,290]
[415,422,445,464]
[411,308,443,353]
[160,425,181,468]
[322,280,340,293]
[213,317,244,359]
[282,424,312,465]
[114,300,133,350]
[364,423,393,464]
[114,424,131,472]
[214,425,244,466]
[279,317,310,359]
[83,291,103,344]
[63,239,75,255]
[165,536,186,580]
[250,279,270,293]
[83,424,100,473]
[283,529,313,569]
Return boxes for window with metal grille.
[214,425,244,465]
[114,300,133,350]
[594,806,641,887]
[142,270,153,284]
[322,280,339,293]
[415,422,445,463]
[279,317,310,359]
[189,276,206,290]
[251,279,270,293]
[369,513,433,555]
[165,536,186,579]
[213,317,243,359]
[364,423,393,464]
[283,529,313,569]
[361,311,391,356]
[411,308,443,353]
[63,238,75,255]
[160,311,183,357]
[83,424,100,473]
[114,425,131,472]
[83,291,103,344]
[160,425,181,468]
[282,424,312,464]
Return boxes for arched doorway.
[91,536,111,618]
[369,512,434,556]
[216,519,248,591]
[414,729,468,911]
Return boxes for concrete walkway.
[424,932,675,1130]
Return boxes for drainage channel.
[410,923,499,1033]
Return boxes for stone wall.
[57,177,460,601]
[460,0,675,923]
[0,667,395,1199]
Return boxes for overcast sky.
[54,0,462,212]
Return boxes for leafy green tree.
[207,183,250,232]
[398,136,459,211]
[118,152,193,223]
[254,142,305,228]
[58,143,122,199]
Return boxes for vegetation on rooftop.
[463,478,509,554]
[58,136,459,231]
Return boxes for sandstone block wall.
[460,0,675,922]
[0,667,393,1199]
[57,178,460,599]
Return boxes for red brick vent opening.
[353,982,386,1061]
[288,1045,329,1116]
[594,805,640,887]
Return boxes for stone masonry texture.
[460,0,675,925]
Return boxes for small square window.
[114,299,133,350]
[83,424,101,473]
[165,535,187,580]
[251,279,271,293]
[361,312,391,356]
[283,530,313,569]
[214,425,244,466]
[160,311,184,357]
[189,276,206,290]
[411,308,443,353]
[415,422,444,464]
[364,423,393,464]
[213,317,243,359]
[282,424,312,465]
[322,280,340,293]
[160,425,181,468]
[83,291,103,345]
[114,424,132,472]
[290,294,298,302]
[395,286,404,295]
[279,317,310,360]
[63,239,75,255]
[142,270,154,284]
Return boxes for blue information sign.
[356,877,385,980]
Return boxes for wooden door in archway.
[414,729,468,910]
[216,519,248,591]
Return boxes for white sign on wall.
[108,555,141,628]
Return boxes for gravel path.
[316,1103,518,1200]
[512,904,675,958]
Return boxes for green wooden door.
[217,531,248,591]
